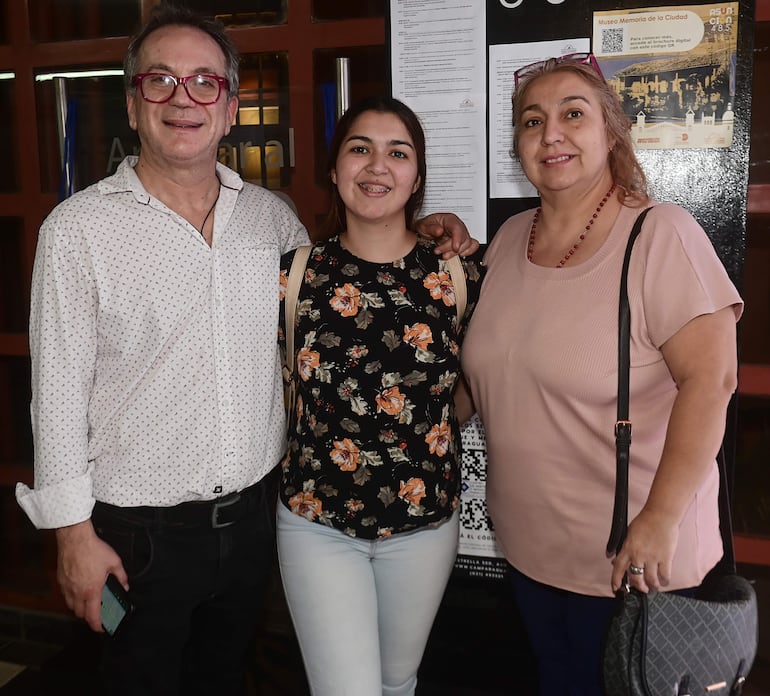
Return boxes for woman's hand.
[611,508,679,593]
[415,213,480,259]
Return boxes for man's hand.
[56,519,128,633]
[415,213,480,259]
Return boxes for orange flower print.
[375,386,406,417]
[288,491,323,521]
[345,499,365,513]
[403,323,433,351]
[279,269,288,300]
[330,283,361,317]
[399,477,427,506]
[295,393,304,423]
[330,438,360,471]
[425,421,451,457]
[423,271,456,307]
[297,347,320,382]
[346,344,369,359]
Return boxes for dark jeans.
[508,565,697,696]
[508,565,618,696]
[91,479,275,696]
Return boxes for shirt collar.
[97,155,244,203]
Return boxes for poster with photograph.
[593,3,738,149]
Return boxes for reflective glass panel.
[219,53,290,190]
[0,0,7,44]
[35,68,139,195]
[0,74,17,191]
[735,394,770,536]
[0,218,26,333]
[313,0,384,21]
[313,46,387,185]
[0,355,42,594]
[740,213,770,365]
[180,0,287,27]
[28,0,140,42]
[0,356,32,469]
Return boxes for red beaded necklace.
[527,184,617,267]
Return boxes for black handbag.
[602,208,758,696]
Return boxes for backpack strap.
[445,254,467,324]
[284,247,465,400]
[283,245,312,411]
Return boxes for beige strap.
[283,245,312,411]
[445,254,467,324]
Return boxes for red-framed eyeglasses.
[132,72,230,105]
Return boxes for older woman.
[448,54,742,695]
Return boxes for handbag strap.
[605,207,652,556]
[604,207,737,574]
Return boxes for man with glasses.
[17,6,475,694]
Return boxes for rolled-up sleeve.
[18,213,97,529]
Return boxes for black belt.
[94,480,265,530]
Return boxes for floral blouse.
[278,236,485,539]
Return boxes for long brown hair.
[512,59,648,205]
[319,96,427,239]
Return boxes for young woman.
[276,96,484,696]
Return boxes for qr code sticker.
[460,497,495,532]
[462,445,487,481]
[601,27,624,54]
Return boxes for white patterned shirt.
[16,157,309,529]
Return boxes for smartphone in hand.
[100,574,133,637]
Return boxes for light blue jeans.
[277,504,459,696]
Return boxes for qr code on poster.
[459,416,494,533]
[461,496,495,532]
[601,27,624,54]
[462,442,487,480]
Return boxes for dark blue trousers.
[508,565,617,696]
[91,479,275,696]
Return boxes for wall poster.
[389,0,488,242]
[593,3,739,149]
[455,416,506,581]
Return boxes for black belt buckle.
[211,493,242,529]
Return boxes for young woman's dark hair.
[320,96,427,239]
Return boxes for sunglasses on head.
[513,53,603,88]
